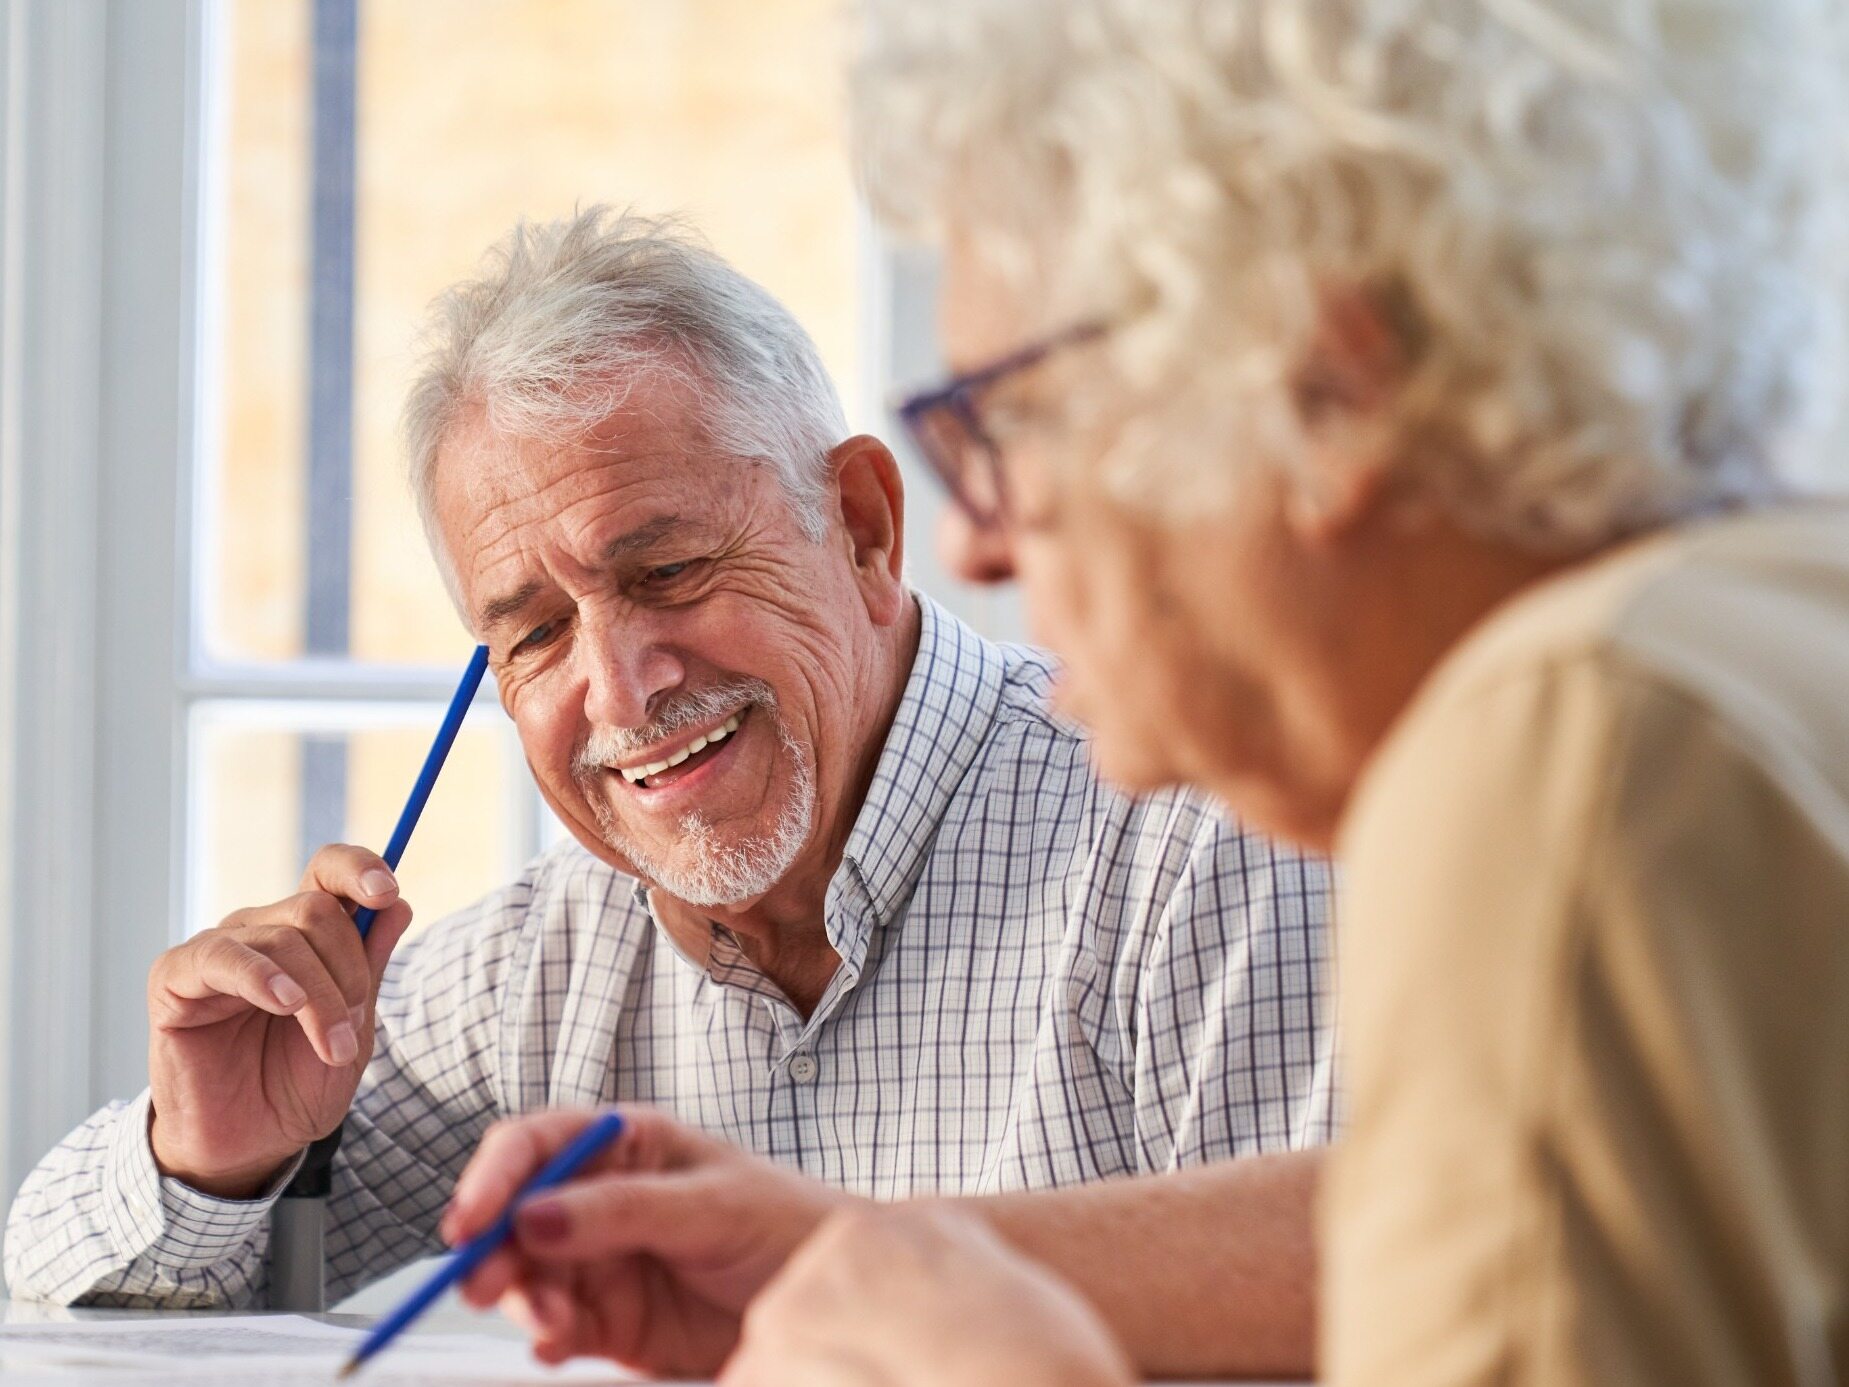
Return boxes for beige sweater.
[1327,507,1849,1387]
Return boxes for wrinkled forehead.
[427,386,769,597]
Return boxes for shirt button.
[788,1053,819,1083]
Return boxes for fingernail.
[269,974,307,1008]
[327,1021,358,1065]
[349,1005,367,1031]
[517,1201,569,1244]
[361,868,398,899]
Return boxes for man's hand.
[721,1204,1135,1387]
[444,1107,857,1379]
[146,844,414,1198]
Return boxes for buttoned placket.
[691,862,877,1163]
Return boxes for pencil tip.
[335,1359,359,1380]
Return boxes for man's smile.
[599,705,754,797]
[614,707,744,785]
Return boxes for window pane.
[202,0,860,667]
[187,701,532,940]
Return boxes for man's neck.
[655,595,925,1016]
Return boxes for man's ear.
[830,434,908,625]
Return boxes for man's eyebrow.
[475,516,696,634]
[476,579,545,634]
[602,513,690,560]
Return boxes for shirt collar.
[627,593,1007,933]
[836,592,1006,928]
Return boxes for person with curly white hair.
[706,1,1849,1384]
[435,1,1849,1383]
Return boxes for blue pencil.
[336,1110,628,1378]
[352,644,491,937]
[278,645,494,1209]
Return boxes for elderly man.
[3,211,1334,1359]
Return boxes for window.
[0,0,1007,1223]
[189,0,867,934]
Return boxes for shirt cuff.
[100,1090,307,1270]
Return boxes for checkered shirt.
[4,595,1337,1307]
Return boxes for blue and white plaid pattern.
[4,596,1337,1307]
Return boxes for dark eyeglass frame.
[895,321,1108,529]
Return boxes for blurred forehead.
[940,229,1043,373]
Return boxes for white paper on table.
[0,1313,648,1381]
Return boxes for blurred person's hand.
[445,1106,857,1378]
[146,844,413,1197]
[720,1203,1134,1387]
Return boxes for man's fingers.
[299,842,400,908]
[285,893,374,1010]
[154,928,360,1067]
[246,928,363,1067]
[152,934,314,1023]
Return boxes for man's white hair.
[403,207,848,598]
[853,0,1849,548]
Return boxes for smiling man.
[5,210,1333,1347]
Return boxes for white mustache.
[570,677,776,779]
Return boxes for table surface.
[0,1299,1276,1385]
[0,1300,643,1385]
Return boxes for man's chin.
[588,816,807,909]
[571,720,817,907]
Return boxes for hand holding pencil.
[144,839,417,1200]
[144,645,488,1202]
[433,1106,859,1378]
[338,1110,629,1378]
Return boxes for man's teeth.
[618,712,742,785]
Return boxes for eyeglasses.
[895,321,1106,529]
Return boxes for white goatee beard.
[578,685,817,908]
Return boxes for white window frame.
[0,0,198,1234]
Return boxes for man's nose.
[579,615,686,728]
[937,507,1017,585]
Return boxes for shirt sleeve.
[1106,794,1340,1169]
[3,867,537,1308]
[1325,651,1849,1387]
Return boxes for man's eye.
[514,621,557,653]
[645,561,692,584]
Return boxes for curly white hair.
[853,0,1849,546]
